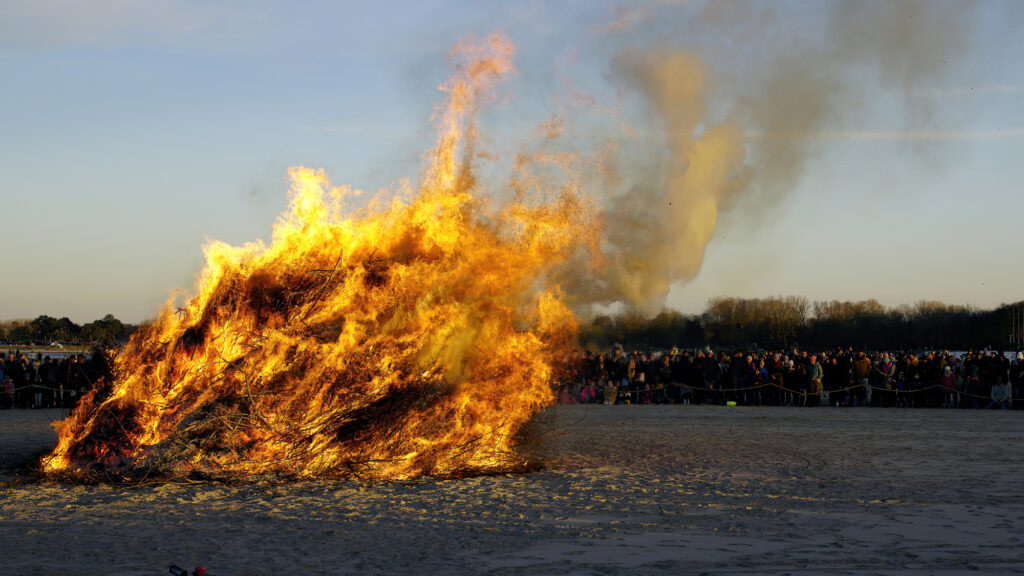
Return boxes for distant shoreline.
[3,345,92,358]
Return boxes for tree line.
[4,296,1021,351]
[0,314,136,346]
[580,297,1024,351]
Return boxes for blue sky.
[2,0,1022,323]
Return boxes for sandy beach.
[2,406,1023,575]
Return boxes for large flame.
[44,35,593,481]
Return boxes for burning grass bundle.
[43,36,591,483]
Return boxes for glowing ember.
[43,35,593,482]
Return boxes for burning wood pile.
[43,36,592,482]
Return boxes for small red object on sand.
[194,568,206,576]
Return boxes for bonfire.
[43,35,594,482]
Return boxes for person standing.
[44,356,60,408]
[1011,352,1024,410]
[939,365,957,408]
[603,377,618,405]
[852,352,872,407]
[873,353,897,407]
[806,355,824,407]
[699,351,721,405]
[9,353,26,407]
[0,353,10,409]
[30,357,45,408]
[988,377,1011,409]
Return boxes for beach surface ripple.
[2,406,1023,575]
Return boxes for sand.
[2,406,1023,575]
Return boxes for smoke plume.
[577,0,992,314]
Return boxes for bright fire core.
[43,36,594,481]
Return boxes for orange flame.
[43,34,594,481]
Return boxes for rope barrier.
[571,379,1016,403]
[9,377,1016,405]
[2,382,85,395]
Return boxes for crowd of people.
[5,345,1022,412]
[0,351,94,409]
[557,346,1024,409]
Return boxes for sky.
[1,0,1022,324]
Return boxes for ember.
[42,35,593,482]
